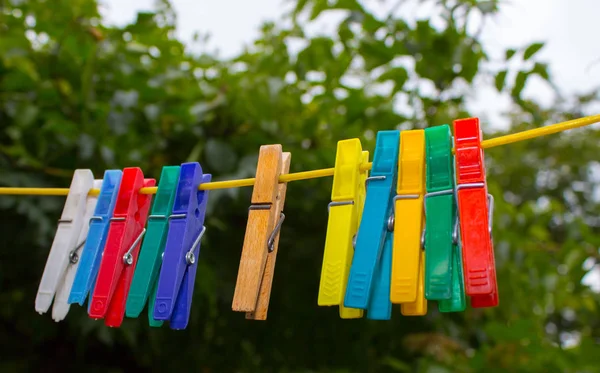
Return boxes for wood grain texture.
[246,152,292,320]
[251,145,282,204]
[232,145,283,312]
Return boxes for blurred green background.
[1,0,600,371]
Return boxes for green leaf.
[524,42,544,60]
[505,48,517,60]
[511,70,529,98]
[293,0,309,16]
[331,0,363,11]
[381,356,411,372]
[309,0,328,20]
[362,14,385,34]
[378,67,408,93]
[495,70,508,91]
[531,62,550,80]
[359,39,396,70]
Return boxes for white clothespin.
[52,179,102,321]
[35,170,96,321]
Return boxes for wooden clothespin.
[232,145,291,320]
[454,117,498,308]
[424,125,466,312]
[36,169,98,322]
[318,138,369,319]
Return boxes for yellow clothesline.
[1,114,599,196]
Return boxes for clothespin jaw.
[88,167,156,326]
[126,165,181,327]
[318,139,366,319]
[153,162,211,329]
[345,130,399,320]
[423,125,466,312]
[453,117,498,308]
[391,130,426,307]
[36,169,95,320]
[232,145,291,321]
[69,170,123,306]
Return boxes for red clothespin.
[88,167,156,326]
[453,117,498,308]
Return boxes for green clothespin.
[126,165,181,326]
[424,125,466,312]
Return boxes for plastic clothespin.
[53,179,103,320]
[390,130,426,314]
[232,145,291,320]
[126,166,180,327]
[153,163,211,330]
[318,139,369,319]
[423,125,466,312]
[88,167,156,326]
[69,170,123,306]
[35,170,96,321]
[344,131,399,320]
[453,117,498,308]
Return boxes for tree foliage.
[1,0,600,371]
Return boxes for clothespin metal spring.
[387,185,495,250]
[185,225,206,265]
[247,204,285,253]
[123,228,147,265]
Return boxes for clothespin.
[423,125,466,312]
[453,117,498,308]
[88,167,156,326]
[232,145,291,320]
[344,131,399,320]
[35,170,96,321]
[126,165,180,327]
[153,163,211,329]
[53,179,103,320]
[318,139,369,319]
[69,170,122,306]
[389,130,427,316]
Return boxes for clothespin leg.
[424,194,453,300]
[366,233,393,320]
[148,280,164,327]
[439,243,466,312]
[401,251,427,316]
[170,267,194,329]
[470,243,499,308]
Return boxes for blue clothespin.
[68,170,122,306]
[153,162,211,329]
[344,131,399,320]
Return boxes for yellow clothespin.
[318,139,369,318]
[391,130,427,315]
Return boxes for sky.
[100,0,600,129]
[100,0,600,291]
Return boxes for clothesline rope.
[1,114,599,196]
